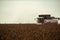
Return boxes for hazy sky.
[0,0,60,23]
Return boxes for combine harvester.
[36,14,60,24]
